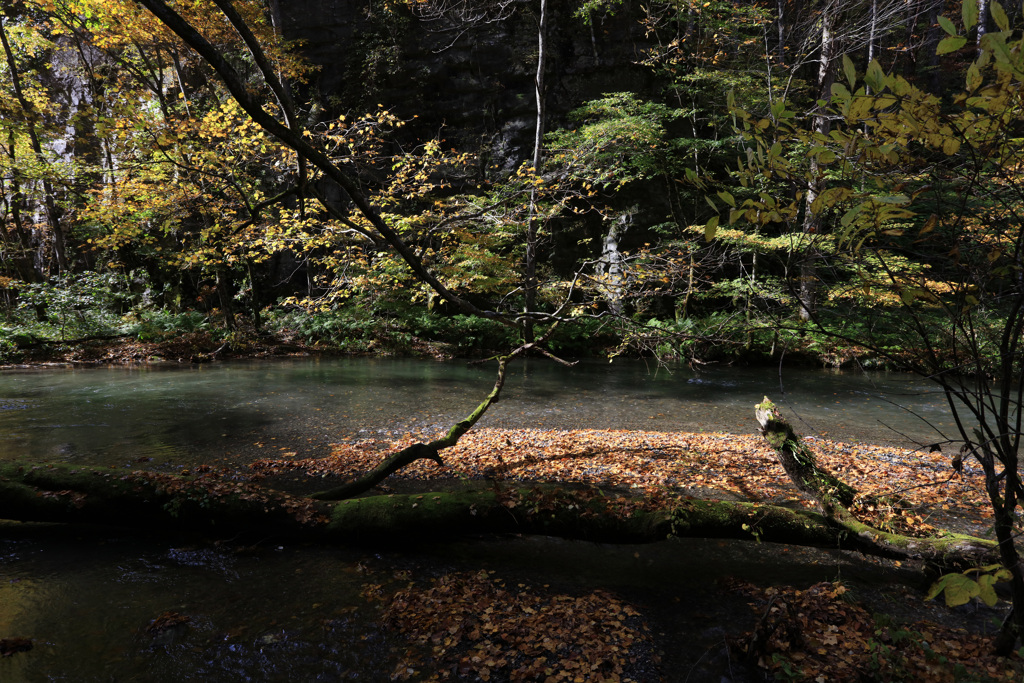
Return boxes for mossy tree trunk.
[754,396,999,568]
[0,392,1001,572]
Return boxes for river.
[0,358,979,681]
[0,357,960,469]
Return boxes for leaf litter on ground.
[251,427,990,535]
[249,427,1023,681]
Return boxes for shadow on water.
[0,358,997,681]
[0,358,963,470]
[1,521,972,683]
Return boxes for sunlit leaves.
[545,92,682,192]
[250,426,991,541]
[926,565,1014,608]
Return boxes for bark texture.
[0,460,997,569]
[755,396,997,567]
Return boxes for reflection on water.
[0,358,961,471]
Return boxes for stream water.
[0,358,987,681]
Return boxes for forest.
[0,0,1017,369]
[2,0,1024,680]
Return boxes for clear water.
[0,358,978,681]
[0,358,959,471]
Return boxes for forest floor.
[240,427,1024,682]
[4,344,1023,680]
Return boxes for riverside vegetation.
[3,0,1024,680]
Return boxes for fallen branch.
[311,325,574,501]
[0,461,997,568]
[310,355,510,500]
[755,396,997,567]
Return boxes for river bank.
[0,357,1016,681]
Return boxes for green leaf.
[980,31,1014,65]
[978,574,1000,607]
[937,36,968,54]
[717,191,736,208]
[876,194,910,204]
[966,63,983,92]
[842,54,856,89]
[934,573,981,607]
[704,215,719,242]
[963,0,978,31]
[991,1,1009,31]
[864,60,886,93]
[926,575,948,601]
[840,203,864,228]
[704,195,718,214]
[831,82,852,103]
[937,14,957,36]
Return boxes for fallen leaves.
[242,426,1014,681]
[251,427,991,536]
[373,570,655,682]
[731,579,1024,682]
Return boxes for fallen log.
[0,460,997,568]
[754,396,997,566]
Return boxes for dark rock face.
[280,0,654,169]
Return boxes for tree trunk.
[977,0,989,49]
[598,211,630,316]
[0,7,68,274]
[523,0,548,344]
[754,397,996,567]
[798,10,836,322]
[0,461,997,567]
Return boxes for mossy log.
[0,461,997,568]
[755,396,857,518]
[754,396,997,567]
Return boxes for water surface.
[0,358,985,681]
[0,358,960,471]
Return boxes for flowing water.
[0,358,987,681]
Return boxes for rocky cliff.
[280,0,655,169]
